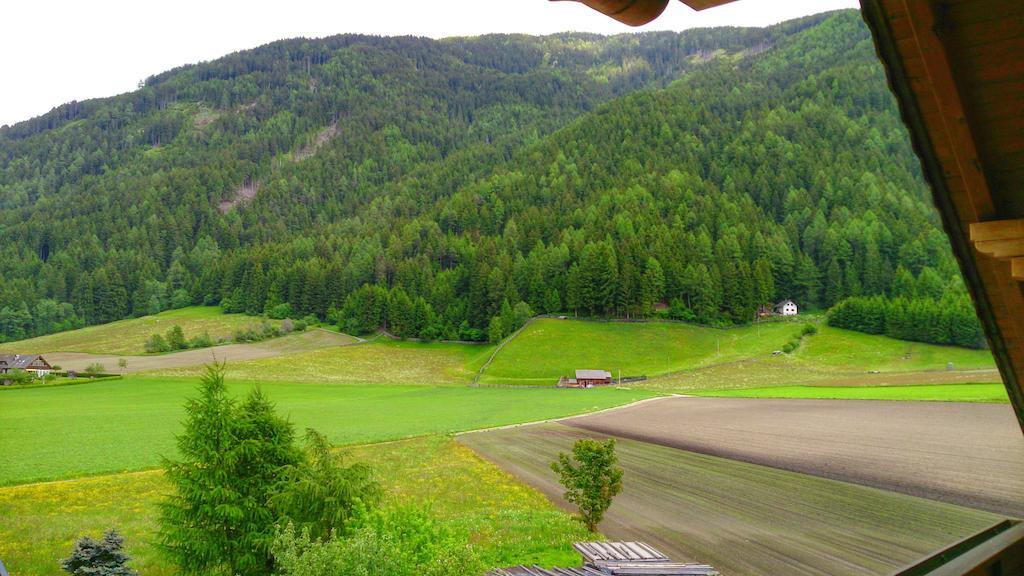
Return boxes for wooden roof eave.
[550,0,737,27]
[860,0,1024,432]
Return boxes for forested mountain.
[0,10,981,345]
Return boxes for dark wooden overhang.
[561,0,1024,433]
[858,0,1024,433]
[550,0,736,26]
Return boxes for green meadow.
[0,436,591,576]
[479,318,802,385]
[478,318,995,387]
[793,326,996,372]
[0,375,656,485]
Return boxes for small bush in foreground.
[272,506,483,576]
[61,529,137,576]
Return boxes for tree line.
[0,11,981,348]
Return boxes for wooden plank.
[969,219,1024,242]
[974,239,1024,259]
[1012,258,1024,282]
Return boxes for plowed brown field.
[563,396,1024,517]
[460,422,1004,576]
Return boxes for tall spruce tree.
[158,363,302,576]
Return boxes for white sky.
[0,0,858,127]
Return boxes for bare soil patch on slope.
[563,396,1024,517]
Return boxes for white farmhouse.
[774,299,798,316]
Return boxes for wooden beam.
[969,219,1024,242]
[1013,258,1024,282]
[860,0,1024,432]
[974,239,1024,260]
[971,220,1024,260]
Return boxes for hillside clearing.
[460,423,1005,576]
[562,396,1024,516]
[47,329,356,374]
[148,338,493,384]
[0,377,656,485]
[794,325,995,371]
[0,307,280,356]
[0,436,590,576]
[479,318,995,388]
[479,318,802,385]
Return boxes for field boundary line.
[455,394,682,436]
[472,317,535,387]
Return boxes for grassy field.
[794,325,995,371]
[0,436,591,576]
[0,307,280,355]
[0,376,657,485]
[149,338,493,385]
[696,382,1009,403]
[461,423,1004,576]
[642,356,1002,392]
[479,318,996,388]
[479,318,802,385]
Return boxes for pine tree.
[158,364,302,576]
[640,258,665,316]
[272,429,381,542]
[794,254,822,309]
[824,257,844,307]
[544,288,562,315]
[487,316,504,344]
[752,258,774,306]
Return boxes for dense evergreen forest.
[0,10,982,346]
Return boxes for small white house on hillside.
[774,300,798,316]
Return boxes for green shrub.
[272,506,483,576]
[84,363,106,376]
[3,369,35,385]
[782,342,796,354]
[268,303,293,320]
[294,320,308,332]
[166,325,188,351]
[189,332,214,349]
[802,323,818,336]
[170,289,192,310]
[61,529,137,576]
[145,333,170,353]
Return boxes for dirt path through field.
[460,423,1002,576]
[47,329,356,374]
[563,396,1024,517]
